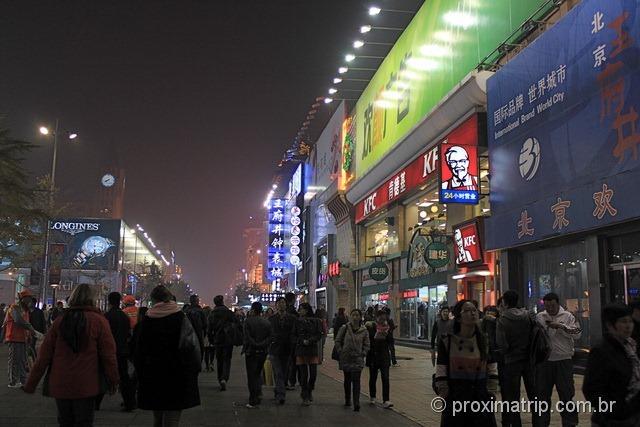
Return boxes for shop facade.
[486,0,640,351]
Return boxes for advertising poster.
[49,219,120,271]
[439,143,479,204]
[453,220,484,267]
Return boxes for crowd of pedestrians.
[2,284,640,427]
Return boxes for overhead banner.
[49,219,120,271]
[486,0,640,249]
[354,0,548,179]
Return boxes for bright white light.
[353,40,365,49]
[333,77,343,84]
[381,90,402,100]
[156,250,161,255]
[328,88,338,95]
[400,69,423,81]
[324,97,334,104]
[443,11,476,29]
[434,30,453,42]
[338,66,348,74]
[345,54,356,62]
[374,99,393,109]
[394,80,410,89]
[272,184,277,189]
[39,126,49,135]
[419,210,428,219]
[420,44,451,57]
[256,250,262,255]
[68,133,78,140]
[360,25,372,33]
[369,6,381,15]
[408,57,438,71]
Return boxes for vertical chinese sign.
[267,199,286,290]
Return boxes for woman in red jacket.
[23,284,119,427]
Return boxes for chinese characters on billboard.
[267,199,286,284]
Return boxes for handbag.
[331,325,346,361]
[179,313,202,372]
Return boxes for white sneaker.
[369,397,376,405]
[383,401,394,409]
[8,382,22,388]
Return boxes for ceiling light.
[338,66,348,74]
[328,88,338,95]
[353,40,365,49]
[39,126,49,135]
[430,205,439,213]
[345,53,356,62]
[419,210,428,219]
[324,97,334,104]
[360,25,372,33]
[369,6,382,15]
[333,77,343,84]
[68,133,78,140]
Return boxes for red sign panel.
[402,289,418,299]
[453,219,484,267]
[328,261,341,277]
[355,114,480,223]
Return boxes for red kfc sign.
[453,219,484,267]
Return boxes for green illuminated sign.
[355,0,546,178]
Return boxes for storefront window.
[405,187,447,236]
[364,217,399,257]
[522,241,590,348]
[608,232,640,304]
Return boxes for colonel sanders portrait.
[442,145,478,190]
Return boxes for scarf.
[147,301,181,318]
[374,320,389,340]
[622,337,640,402]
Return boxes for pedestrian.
[630,299,640,354]
[481,304,503,391]
[496,290,535,427]
[284,292,299,390]
[534,292,582,427]
[4,289,36,388]
[332,307,348,334]
[49,301,65,326]
[434,299,498,427]
[23,284,119,426]
[265,307,274,318]
[430,306,453,366]
[243,302,272,408]
[316,306,328,363]
[104,292,136,412]
[365,310,393,408]
[335,308,370,411]
[202,306,214,372]
[583,303,640,426]
[383,307,399,367]
[291,302,322,406]
[186,294,207,365]
[208,294,236,391]
[364,306,375,322]
[268,297,296,405]
[134,285,201,427]
[122,295,138,330]
[29,297,46,358]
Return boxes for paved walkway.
[0,344,420,426]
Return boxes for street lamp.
[353,40,393,48]
[360,25,403,33]
[368,6,414,15]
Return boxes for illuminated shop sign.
[453,219,484,267]
[49,218,120,271]
[328,261,341,278]
[288,164,303,201]
[289,206,301,267]
[267,199,287,282]
[402,289,418,299]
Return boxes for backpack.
[223,321,244,347]
[529,316,551,365]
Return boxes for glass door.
[609,263,640,304]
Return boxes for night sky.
[0,0,418,302]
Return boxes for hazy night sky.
[0,1,416,302]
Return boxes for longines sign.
[50,221,100,236]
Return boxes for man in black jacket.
[284,292,299,389]
[105,292,136,411]
[186,294,207,363]
[208,295,236,390]
[243,302,272,408]
[269,297,296,404]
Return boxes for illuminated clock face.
[101,174,115,187]
[82,236,113,255]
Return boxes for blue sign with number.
[485,0,640,250]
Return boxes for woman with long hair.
[134,285,201,427]
[335,308,370,411]
[291,302,322,406]
[24,284,119,426]
[434,299,498,427]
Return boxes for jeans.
[55,397,96,427]
[152,410,181,427]
[117,355,136,410]
[343,370,362,406]
[369,365,390,402]
[7,342,27,385]
[297,364,317,400]
[501,360,536,427]
[535,360,578,427]
[245,352,267,405]
[269,353,288,400]
[215,345,233,382]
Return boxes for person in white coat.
[535,292,582,427]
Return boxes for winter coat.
[291,316,322,357]
[30,307,47,335]
[431,317,453,349]
[208,305,236,347]
[269,312,296,357]
[24,306,119,399]
[105,307,131,357]
[332,314,347,333]
[496,307,532,364]
[365,321,392,368]
[536,307,582,361]
[335,323,370,372]
[480,316,501,363]
[134,311,200,411]
[4,304,31,343]
[186,305,207,347]
[243,315,272,355]
[583,334,640,426]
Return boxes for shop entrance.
[609,263,640,304]
[399,285,447,340]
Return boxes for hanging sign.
[368,261,390,282]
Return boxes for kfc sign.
[453,219,484,267]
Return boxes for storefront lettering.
[551,197,571,230]
[592,183,618,219]
[363,193,377,216]
[422,146,438,178]
[517,210,535,239]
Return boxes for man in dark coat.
[268,297,296,404]
[243,302,272,408]
[186,294,207,362]
[29,297,47,335]
[208,295,236,391]
[104,292,136,411]
[284,292,299,389]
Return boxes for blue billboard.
[486,0,640,250]
[267,199,287,282]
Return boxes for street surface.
[1,339,591,426]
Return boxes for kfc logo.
[453,220,484,266]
